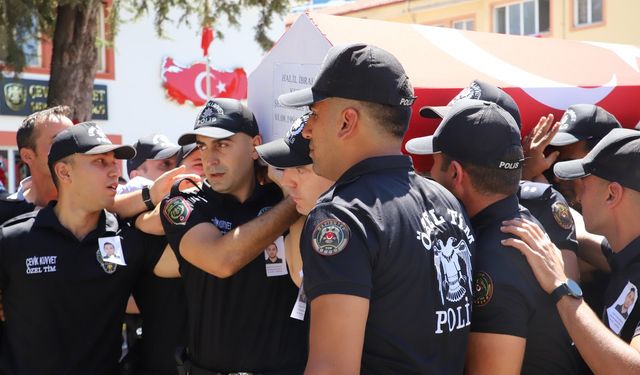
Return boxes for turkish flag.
[161,57,248,105]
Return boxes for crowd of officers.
[0,42,639,375]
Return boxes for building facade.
[0,5,284,193]
[289,0,638,46]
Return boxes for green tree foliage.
[0,0,290,120]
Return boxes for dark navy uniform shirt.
[470,195,584,374]
[160,181,307,373]
[0,203,165,375]
[301,155,476,375]
[0,194,35,225]
[132,256,187,375]
[601,236,640,343]
[518,181,577,252]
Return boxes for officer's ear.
[19,147,36,166]
[53,159,73,185]
[337,107,359,139]
[450,161,464,185]
[606,182,624,207]
[250,134,263,160]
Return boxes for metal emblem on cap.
[152,134,172,146]
[312,218,350,256]
[560,109,577,130]
[197,101,225,126]
[449,82,482,106]
[286,113,309,145]
[87,125,111,144]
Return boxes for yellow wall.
[335,0,639,46]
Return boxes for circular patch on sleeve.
[551,201,574,230]
[163,196,192,226]
[311,219,350,256]
[473,271,493,307]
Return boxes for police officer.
[0,122,168,374]
[113,133,185,375]
[502,128,640,374]
[406,99,584,374]
[0,108,189,224]
[0,106,72,224]
[256,113,335,288]
[176,143,204,177]
[419,79,581,280]
[119,133,181,194]
[158,98,307,374]
[278,43,476,374]
[526,103,621,210]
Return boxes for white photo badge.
[98,236,127,266]
[264,236,287,277]
[606,281,638,335]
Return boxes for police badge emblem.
[552,201,573,230]
[312,219,350,256]
[3,83,27,111]
[473,271,493,306]
[163,196,192,225]
[96,248,118,274]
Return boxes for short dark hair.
[441,146,523,196]
[359,101,411,138]
[17,106,72,151]
[48,154,74,188]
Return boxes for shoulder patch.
[551,201,573,230]
[162,196,192,226]
[311,218,350,256]
[473,271,493,306]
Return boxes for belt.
[176,347,272,375]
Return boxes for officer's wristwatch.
[550,279,583,303]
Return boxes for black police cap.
[127,133,181,173]
[406,99,523,170]
[554,128,640,192]
[420,80,522,129]
[256,113,312,168]
[178,98,259,145]
[278,43,416,108]
[550,104,620,146]
[48,122,135,166]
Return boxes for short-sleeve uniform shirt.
[0,203,165,375]
[518,181,577,253]
[160,181,308,373]
[301,156,476,375]
[601,236,640,343]
[0,195,35,225]
[470,195,584,374]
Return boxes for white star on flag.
[216,81,226,93]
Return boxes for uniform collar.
[33,201,120,242]
[471,194,520,228]
[334,155,412,187]
[5,176,32,201]
[202,179,280,205]
[609,236,640,273]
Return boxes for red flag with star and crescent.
[161,57,248,105]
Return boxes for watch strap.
[141,186,155,211]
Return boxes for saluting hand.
[522,114,560,182]
[500,218,568,295]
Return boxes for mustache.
[205,166,226,174]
